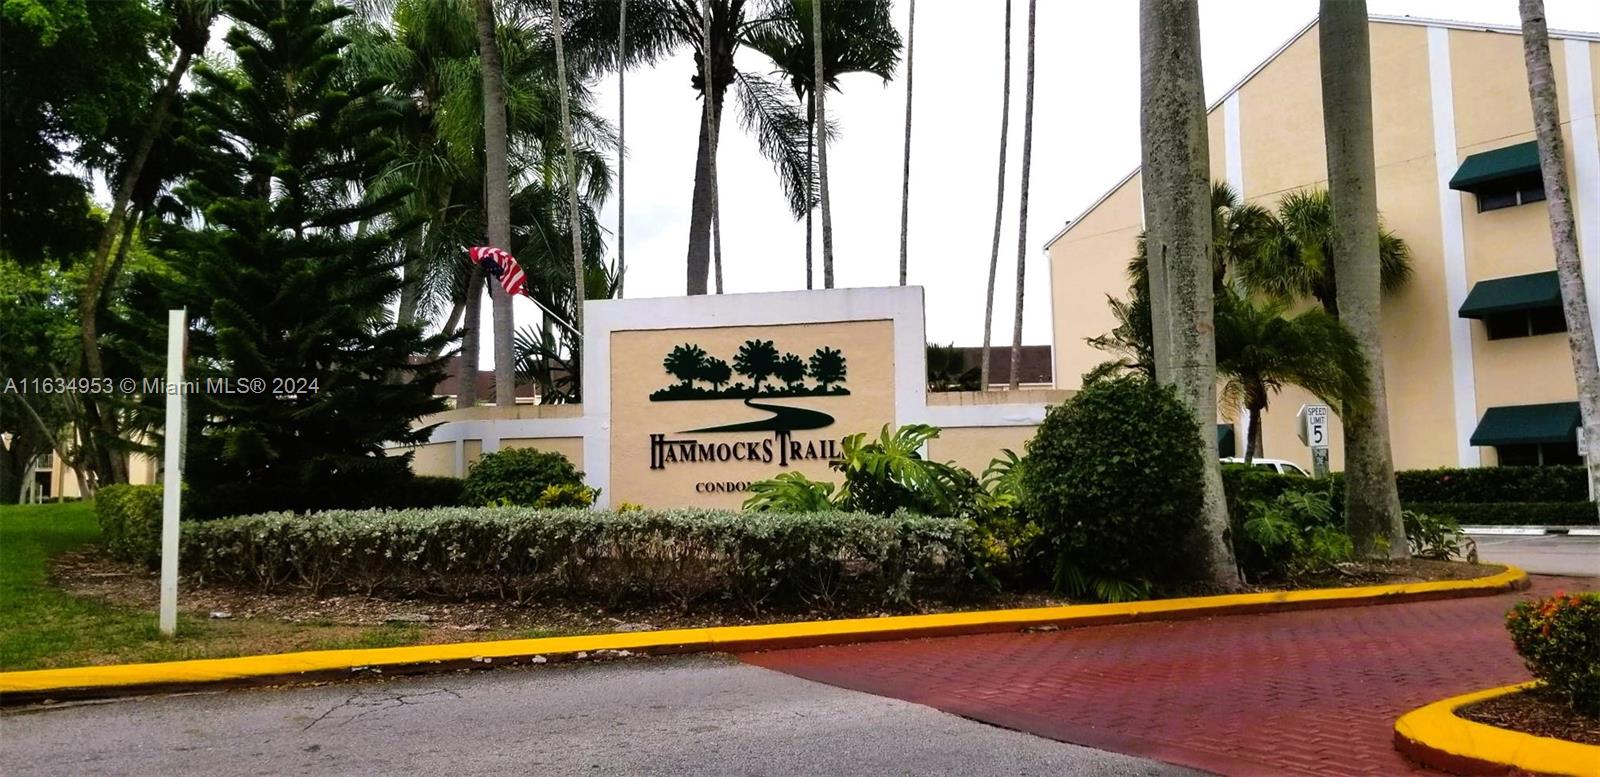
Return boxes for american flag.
[467,246,526,297]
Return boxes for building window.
[1483,306,1568,340]
[1476,174,1546,212]
[1495,441,1580,467]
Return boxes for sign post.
[159,309,186,637]
[1298,404,1331,478]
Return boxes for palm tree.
[979,0,1013,390]
[1215,293,1368,463]
[898,0,915,286]
[1319,0,1405,558]
[1520,0,1600,517]
[475,0,517,406]
[1138,0,1237,588]
[1233,189,1412,318]
[567,1,896,295]
[744,0,900,289]
[553,0,588,328]
[351,0,615,405]
[1008,0,1037,391]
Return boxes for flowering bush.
[1506,591,1600,716]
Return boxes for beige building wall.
[931,425,1038,476]
[1046,18,1600,473]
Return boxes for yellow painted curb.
[0,564,1527,701]
[1394,682,1600,777]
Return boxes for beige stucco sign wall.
[403,287,1062,509]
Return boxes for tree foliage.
[0,0,165,262]
[143,0,448,519]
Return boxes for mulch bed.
[48,548,1506,639]
[1456,686,1600,745]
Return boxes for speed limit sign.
[1298,404,1330,448]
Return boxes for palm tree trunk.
[457,267,484,408]
[475,0,516,407]
[685,98,717,295]
[617,0,628,298]
[1139,0,1237,587]
[1319,0,1406,559]
[1520,0,1600,521]
[1008,0,1037,391]
[898,0,916,287]
[396,228,428,326]
[806,102,815,290]
[702,0,724,294]
[553,0,588,328]
[1245,405,1264,464]
[812,0,834,288]
[686,2,726,296]
[980,0,1013,391]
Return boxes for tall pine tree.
[153,0,448,518]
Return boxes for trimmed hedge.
[181,507,978,611]
[96,484,163,567]
[188,467,465,520]
[1395,466,1585,503]
[1403,501,1595,526]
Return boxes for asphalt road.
[1468,533,1600,576]
[0,655,1198,777]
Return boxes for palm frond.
[732,68,813,218]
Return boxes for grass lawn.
[0,501,526,672]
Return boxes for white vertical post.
[159,309,186,636]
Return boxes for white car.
[1220,457,1310,476]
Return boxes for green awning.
[1470,402,1581,446]
[1217,424,1236,458]
[1449,141,1540,191]
[1458,271,1561,319]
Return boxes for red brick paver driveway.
[742,575,1594,776]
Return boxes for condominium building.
[1045,16,1600,471]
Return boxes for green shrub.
[1505,592,1600,716]
[832,424,974,517]
[1023,375,1207,599]
[95,484,163,567]
[1403,509,1470,560]
[1403,501,1595,526]
[968,450,1045,587]
[1396,466,1585,503]
[1221,466,1316,523]
[181,507,979,611]
[533,483,597,509]
[1238,488,1352,581]
[398,475,465,508]
[744,471,839,512]
[461,448,584,507]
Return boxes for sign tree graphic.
[650,340,850,402]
